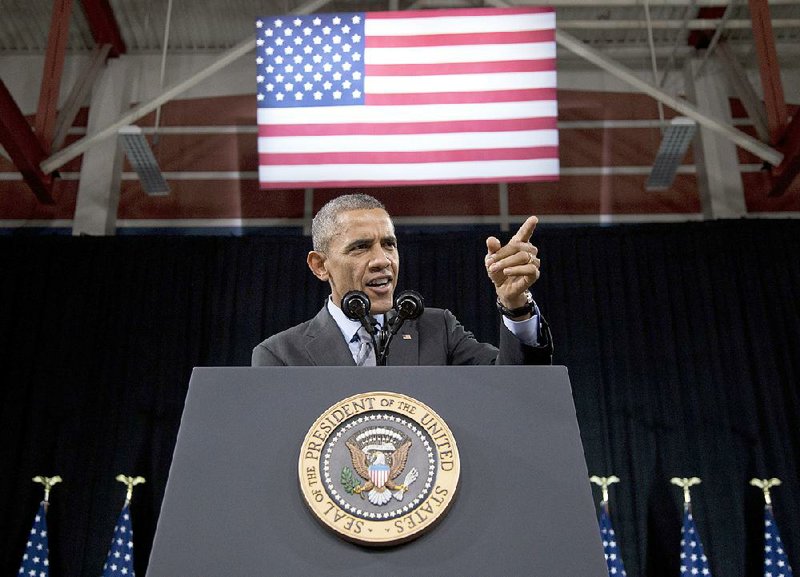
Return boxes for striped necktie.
[354,326,376,366]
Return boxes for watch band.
[496,290,535,318]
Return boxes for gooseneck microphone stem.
[378,325,395,366]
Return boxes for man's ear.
[307,251,329,281]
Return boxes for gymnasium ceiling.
[2,0,800,72]
[2,0,799,206]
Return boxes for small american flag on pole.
[255,7,558,189]
[763,505,794,577]
[680,506,713,577]
[17,503,49,577]
[101,503,135,576]
[598,502,627,576]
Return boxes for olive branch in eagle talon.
[343,436,419,506]
[341,466,360,494]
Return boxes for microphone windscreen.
[341,290,371,321]
[394,290,424,320]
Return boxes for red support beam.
[0,81,55,204]
[769,112,800,197]
[80,0,126,57]
[35,0,74,155]
[748,0,788,146]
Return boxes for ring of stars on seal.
[323,412,437,520]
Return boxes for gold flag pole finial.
[115,475,146,504]
[670,477,701,505]
[749,477,781,506]
[32,476,62,503]
[590,475,620,504]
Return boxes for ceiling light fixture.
[119,125,169,196]
[646,117,696,191]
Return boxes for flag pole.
[115,474,146,505]
[19,476,60,576]
[671,476,713,576]
[590,475,620,506]
[751,477,794,577]
[591,475,628,576]
[102,475,146,577]
[32,475,62,512]
[670,476,701,509]
[750,477,781,506]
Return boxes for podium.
[147,366,607,576]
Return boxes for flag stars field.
[102,503,136,576]
[19,503,50,577]
[598,502,627,577]
[679,509,712,576]
[762,506,794,577]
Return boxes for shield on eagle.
[369,456,390,488]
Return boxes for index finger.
[510,216,539,243]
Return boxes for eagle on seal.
[345,437,418,506]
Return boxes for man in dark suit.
[252,194,552,366]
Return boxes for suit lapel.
[304,306,357,366]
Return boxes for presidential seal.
[298,391,460,546]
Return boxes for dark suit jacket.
[251,306,553,366]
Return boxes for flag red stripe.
[365,88,556,105]
[366,29,554,48]
[260,146,558,165]
[366,59,556,76]
[258,116,557,137]
[366,7,555,19]
[259,173,560,188]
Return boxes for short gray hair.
[311,194,387,252]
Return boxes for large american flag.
[763,505,794,577]
[17,502,49,577]
[101,503,136,577]
[680,506,713,577]
[255,7,558,189]
[598,502,628,576]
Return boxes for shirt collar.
[327,296,384,341]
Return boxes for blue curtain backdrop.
[1,219,798,577]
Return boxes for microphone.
[341,290,377,336]
[342,290,370,320]
[393,290,424,322]
[341,290,425,366]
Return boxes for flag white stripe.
[364,12,556,36]
[257,100,558,125]
[259,158,560,182]
[365,71,556,93]
[366,42,556,65]
[258,129,558,153]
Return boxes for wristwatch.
[496,290,536,319]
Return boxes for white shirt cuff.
[502,304,542,346]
